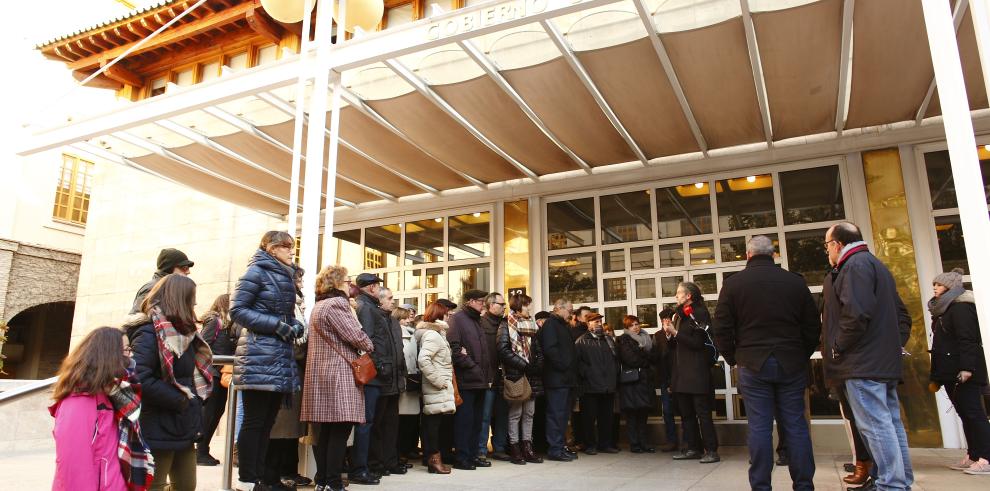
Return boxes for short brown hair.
[53,326,127,401]
[260,230,294,254]
[509,293,532,312]
[423,301,451,323]
[392,307,412,321]
[142,274,198,334]
[316,265,349,298]
[623,315,640,330]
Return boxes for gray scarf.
[927,286,965,318]
[629,329,653,350]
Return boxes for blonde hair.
[315,265,349,297]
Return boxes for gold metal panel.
[504,200,530,297]
[861,148,941,447]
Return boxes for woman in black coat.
[664,282,719,464]
[496,294,545,465]
[230,231,305,490]
[616,315,657,453]
[928,269,990,473]
[125,274,213,491]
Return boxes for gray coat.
[822,247,912,383]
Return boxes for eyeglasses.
[822,239,837,250]
[493,302,506,306]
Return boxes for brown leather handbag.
[316,323,377,387]
[452,372,463,406]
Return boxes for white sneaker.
[964,458,990,475]
[950,457,976,470]
[235,480,256,491]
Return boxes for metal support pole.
[287,0,315,236]
[220,386,238,491]
[320,2,346,272]
[922,0,990,384]
[300,0,337,318]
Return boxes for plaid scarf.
[108,361,154,490]
[507,313,533,362]
[149,307,214,400]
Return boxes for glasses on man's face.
[822,239,837,251]
[123,345,133,355]
[494,302,506,306]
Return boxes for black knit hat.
[437,298,458,310]
[462,289,489,303]
[534,311,551,321]
[156,248,193,274]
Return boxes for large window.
[53,154,94,225]
[325,207,493,309]
[543,161,849,422]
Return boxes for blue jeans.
[545,388,571,456]
[351,385,382,473]
[738,356,815,491]
[454,389,486,464]
[234,391,243,443]
[659,386,677,444]
[479,388,508,455]
[845,379,913,491]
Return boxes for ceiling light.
[746,175,756,183]
[434,218,442,223]
[694,183,705,189]
[473,212,481,217]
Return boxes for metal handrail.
[0,355,239,491]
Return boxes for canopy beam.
[835,0,854,134]
[740,0,773,146]
[916,0,969,124]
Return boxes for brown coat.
[301,296,374,423]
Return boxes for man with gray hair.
[713,235,821,491]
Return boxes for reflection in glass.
[449,212,491,260]
[935,215,968,273]
[785,228,829,287]
[383,271,400,291]
[448,263,490,303]
[405,270,422,290]
[713,395,727,420]
[605,306,627,333]
[548,253,597,303]
[365,224,401,268]
[630,246,654,270]
[405,218,444,265]
[689,241,715,265]
[923,149,990,209]
[603,249,625,273]
[601,190,652,244]
[720,236,746,262]
[716,174,777,231]
[328,228,362,274]
[693,274,716,296]
[809,359,842,418]
[635,304,658,328]
[781,166,845,224]
[660,276,681,298]
[426,267,443,289]
[635,278,656,299]
[656,183,712,238]
[733,395,747,420]
[547,198,596,249]
[603,278,627,301]
[659,243,684,268]
[426,292,439,306]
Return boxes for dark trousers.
[675,392,717,453]
[369,394,400,470]
[738,356,815,491]
[568,389,583,446]
[350,385,381,473]
[545,387,571,456]
[150,446,197,491]
[660,386,678,445]
[580,393,615,450]
[624,408,650,450]
[533,396,548,453]
[453,388,485,464]
[440,414,456,463]
[238,390,283,483]
[197,382,228,456]
[264,438,299,482]
[948,382,990,461]
[398,414,421,456]
[421,413,443,456]
[314,422,352,488]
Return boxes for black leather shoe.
[491,451,511,461]
[472,458,492,467]
[847,478,876,491]
[584,447,598,455]
[776,454,789,466]
[630,447,644,454]
[642,447,656,453]
[453,461,477,470]
[672,450,702,460]
[547,452,574,462]
[370,467,389,477]
[386,465,407,475]
[197,454,220,466]
[348,471,380,485]
[601,447,620,454]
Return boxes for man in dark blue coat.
[538,299,578,462]
[446,289,494,470]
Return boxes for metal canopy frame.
[739,0,773,145]
[834,0,854,134]
[916,0,969,124]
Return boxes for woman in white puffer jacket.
[415,301,457,475]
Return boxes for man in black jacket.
[822,222,913,491]
[368,287,407,477]
[713,236,820,491]
[447,289,493,470]
[479,293,510,462]
[129,248,193,314]
[538,299,578,461]
[350,273,389,485]
[575,313,619,454]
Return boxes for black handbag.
[619,365,640,384]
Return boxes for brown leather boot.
[843,460,872,485]
[509,442,526,465]
[428,452,451,474]
[522,441,543,463]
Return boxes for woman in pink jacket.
[50,326,150,491]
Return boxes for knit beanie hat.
[156,248,193,274]
[932,268,965,290]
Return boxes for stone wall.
[0,239,81,324]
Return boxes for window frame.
[53,153,95,226]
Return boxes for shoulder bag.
[313,318,377,387]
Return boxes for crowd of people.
[47,222,989,491]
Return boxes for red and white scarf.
[149,307,213,400]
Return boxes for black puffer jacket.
[616,334,657,410]
[447,308,493,390]
[575,331,618,394]
[355,292,401,392]
[199,313,235,377]
[230,249,299,393]
[125,317,204,451]
[670,304,715,395]
[930,291,988,385]
[482,314,504,387]
[539,314,577,389]
[496,323,545,398]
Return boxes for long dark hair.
[199,293,230,325]
[53,327,127,401]
[142,274,198,334]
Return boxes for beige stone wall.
[71,160,284,343]
[0,240,81,324]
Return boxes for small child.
[50,326,153,491]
